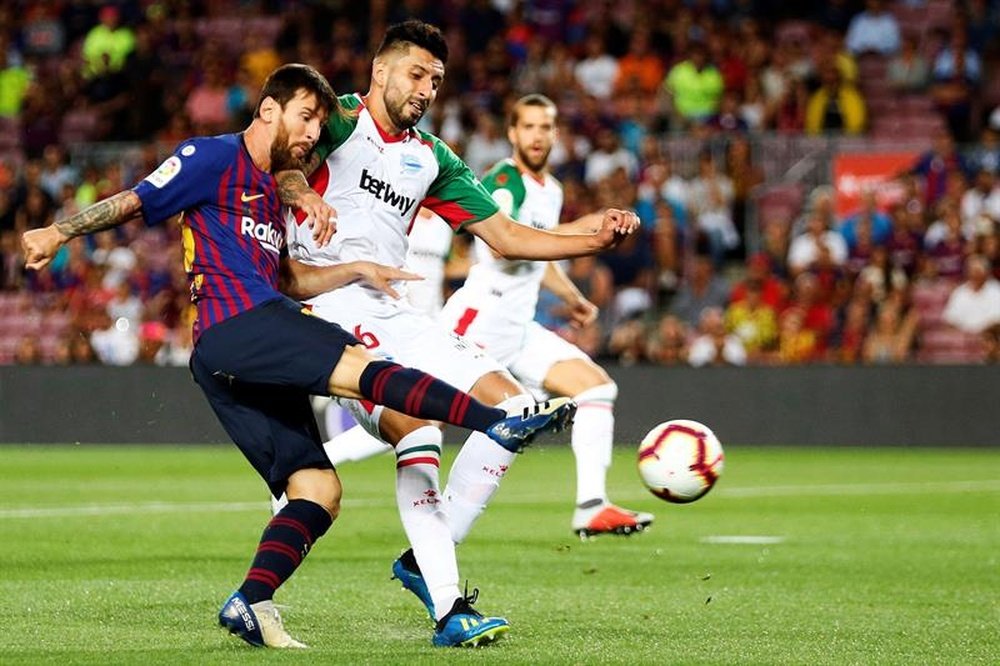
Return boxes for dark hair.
[376,20,449,65]
[254,63,337,118]
[509,93,557,127]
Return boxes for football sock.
[443,394,533,543]
[394,425,460,620]
[238,499,332,604]
[571,383,617,505]
[324,423,393,466]
[358,361,506,433]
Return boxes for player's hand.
[596,208,640,249]
[21,225,69,271]
[566,296,599,329]
[355,262,423,300]
[299,190,338,247]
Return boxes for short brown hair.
[255,63,337,118]
[509,93,557,127]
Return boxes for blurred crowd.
[2,0,1000,367]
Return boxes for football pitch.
[1,444,997,665]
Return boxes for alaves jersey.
[133,134,284,340]
[404,208,453,316]
[463,158,563,322]
[286,94,499,308]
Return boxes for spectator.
[90,312,139,366]
[0,46,31,119]
[942,254,1000,338]
[845,0,902,56]
[960,169,1000,229]
[575,34,618,100]
[725,278,778,362]
[463,111,509,177]
[839,191,893,249]
[924,204,968,280]
[862,302,918,364]
[688,306,747,367]
[788,208,849,276]
[910,131,973,210]
[777,307,822,364]
[831,296,872,364]
[805,65,866,135]
[185,61,232,135]
[930,28,982,142]
[688,150,738,263]
[668,253,731,328]
[664,40,725,127]
[81,5,135,79]
[887,34,929,94]
[584,128,638,185]
[647,314,689,366]
[614,29,664,96]
[14,336,42,365]
[784,271,836,355]
[967,124,1000,175]
[38,145,77,200]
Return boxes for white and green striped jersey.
[286,94,498,306]
[463,158,564,322]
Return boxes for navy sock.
[358,361,506,432]
[238,499,332,604]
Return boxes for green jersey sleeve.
[421,133,500,232]
[480,160,526,221]
[313,94,362,162]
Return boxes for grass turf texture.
[1,444,997,665]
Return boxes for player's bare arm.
[470,208,636,260]
[22,190,142,270]
[542,262,598,328]
[281,258,422,301]
[276,158,337,247]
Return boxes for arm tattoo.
[276,169,312,206]
[55,191,142,238]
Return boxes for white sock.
[323,424,393,466]
[443,393,534,543]
[570,383,617,506]
[395,426,460,620]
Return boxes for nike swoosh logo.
[241,192,265,202]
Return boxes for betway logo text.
[240,216,282,253]
[360,169,416,215]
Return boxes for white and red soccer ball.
[637,419,725,503]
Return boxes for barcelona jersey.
[133,134,285,340]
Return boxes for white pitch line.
[0,498,384,519]
[715,479,1000,498]
[701,535,785,545]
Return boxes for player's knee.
[573,381,618,406]
[286,468,343,520]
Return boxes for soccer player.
[274,21,639,643]
[20,64,575,650]
[439,93,654,537]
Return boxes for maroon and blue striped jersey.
[133,134,285,340]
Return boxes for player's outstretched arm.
[22,191,143,270]
[553,212,604,235]
[470,208,640,261]
[281,258,423,301]
[542,262,598,329]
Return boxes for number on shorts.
[353,325,380,349]
[454,308,479,336]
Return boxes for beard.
[384,87,427,131]
[516,144,551,173]
[270,121,307,172]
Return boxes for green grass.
[1,444,998,665]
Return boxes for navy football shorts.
[190,296,361,494]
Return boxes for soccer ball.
[637,419,725,503]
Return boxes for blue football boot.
[485,397,577,453]
[391,549,435,620]
[432,590,509,648]
[218,591,306,648]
